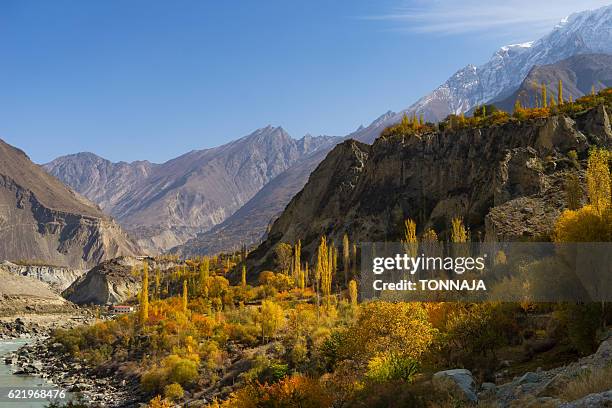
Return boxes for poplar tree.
[182,279,188,313]
[402,218,418,258]
[140,262,149,323]
[514,100,522,113]
[565,172,582,210]
[317,236,332,309]
[352,243,358,278]
[155,268,161,300]
[241,265,247,288]
[292,240,301,285]
[558,79,563,105]
[298,263,305,290]
[451,217,468,243]
[342,233,350,285]
[542,83,548,108]
[349,279,358,306]
[586,148,611,215]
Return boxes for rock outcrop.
[249,107,611,271]
[0,139,141,269]
[432,369,478,402]
[0,261,84,292]
[63,256,179,305]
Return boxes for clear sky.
[0,0,609,163]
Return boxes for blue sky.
[0,0,609,163]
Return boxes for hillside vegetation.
[49,89,611,407]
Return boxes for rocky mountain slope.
[0,139,141,269]
[45,127,336,253]
[405,5,612,121]
[170,111,407,256]
[249,105,612,270]
[492,53,612,112]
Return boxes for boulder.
[432,368,478,403]
[560,390,612,408]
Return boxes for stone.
[560,390,612,407]
[518,372,540,384]
[432,368,478,403]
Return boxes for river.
[0,340,65,408]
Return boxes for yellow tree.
[514,100,523,113]
[317,236,332,308]
[182,280,188,313]
[451,217,468,243]
[586,148,611,215]
[298,263,306,290]
[154,267,161,300]
[342,233,350,285]
[402,218,418,258]
[348,279,358,306]
[259,300,284,342]
[140,261,149,323]
[292,240,301,285]
[558,79,563,105]
[542,83,548,108]
[241,265,247,288]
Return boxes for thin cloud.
[364,0,612,36]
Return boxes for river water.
[0,340,62,408]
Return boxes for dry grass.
[560,365,612,402]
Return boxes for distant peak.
[370,110,396,127]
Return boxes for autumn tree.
[241,265,247,288]
[317,236,333,309]
[275,243,293,275]
[558,79,563,105]
[342,233,350,285]
[199,257,209,283]
[451,217,468,243]
[349,280,358,306]
[542,83,548,108]
[182,280,188,314]
[586,148,611,215]
[140,261,149,324]
[565,172,583,210]
[259,300,284,342]
[402,218,418,257]
[153,268,161,300]
[292,240,301,285]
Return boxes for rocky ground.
[1,312,141,407]
[434,330,612,407]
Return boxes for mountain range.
[0,139,140,268]
[492,53,612,112]
[41,5,612,258]
[45,127,337,253]
[406,5,612,122]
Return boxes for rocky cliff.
[249,106,612,270]
[64,256,179,305]
[0,261,84,292]
[0,139,141,269]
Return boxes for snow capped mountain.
[405,4,612,122]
